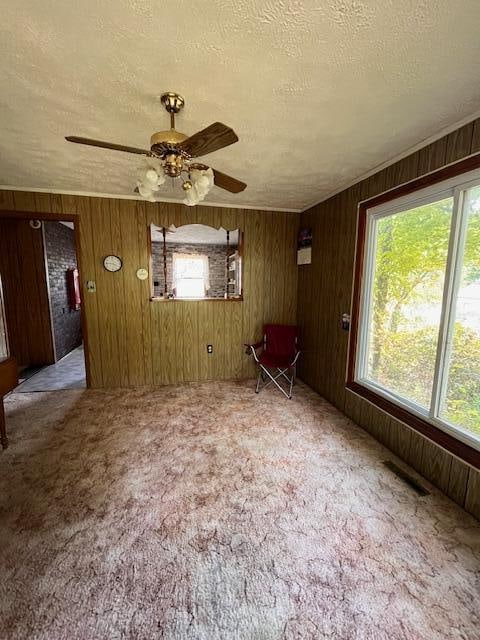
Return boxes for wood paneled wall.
[0,191,298,388]
[298,117,480,520]
[0,218,55,366]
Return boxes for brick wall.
[44,222,82,360]
[152,242,236,298]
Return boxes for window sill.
[150,296,243,303]
[346,379,480,469]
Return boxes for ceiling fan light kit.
[66,92,246,206]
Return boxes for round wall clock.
[103,255,122,272]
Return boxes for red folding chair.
[245,324,301,399]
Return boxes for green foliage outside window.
[369,196,480,437]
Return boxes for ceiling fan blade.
[212,169,247,193]
[65,136,149,155]
[179,122,238,158]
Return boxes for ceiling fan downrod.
[160,92,185,130]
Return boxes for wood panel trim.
[346,381,480,468]
[0,356,18,396]
[73,217,91,387]
[40,223,58,363]
[358,152,480,210]
[0,209,76,221]
[347,153,480,470]
[150,297,244,303]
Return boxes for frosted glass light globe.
[183,183,200,206]
[138,183,153,199]
[145,169,158,185]
[197,175,209,189]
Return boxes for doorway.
[0,215,87,392]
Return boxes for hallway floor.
[14,344,86,392]
[0,381,479,639]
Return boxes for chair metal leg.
[248,341,301,399]
[255,365,294,399]
[255,369,262,393]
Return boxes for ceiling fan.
[66,92,246,205]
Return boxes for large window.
[353,166,480,454]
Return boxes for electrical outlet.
[207,344,213,354]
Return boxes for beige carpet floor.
[0,381,479,640]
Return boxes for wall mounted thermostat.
[136,268,148,281]
[103,255,122,272]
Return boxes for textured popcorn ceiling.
[1,1,480,211]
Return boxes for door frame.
[0,209,91,388]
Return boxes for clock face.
[136,268,148,281]
[103,255,122,272]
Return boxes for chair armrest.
[244,341,263,359]
[244,341,263,350]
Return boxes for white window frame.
[172,253,210,299]
[355,167,480,452]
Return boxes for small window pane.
[174,256,207,298]
[175,257,205,279]
[176,278,205,298]
[440,186,480,436]
[365,197,453,408]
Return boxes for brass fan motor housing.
[150,130,190,160]
[150,130,188,148]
